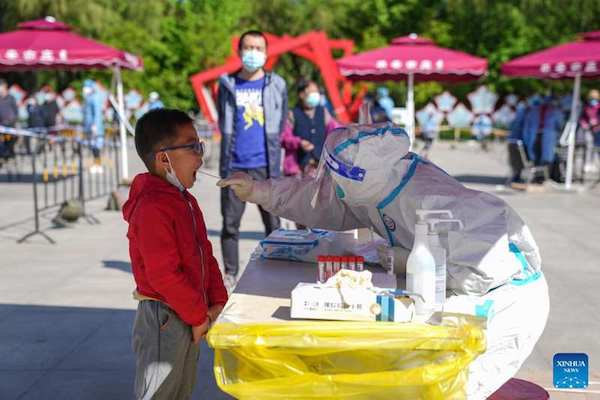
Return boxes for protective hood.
[319,123,411,206]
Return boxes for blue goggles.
[324,150,366,182]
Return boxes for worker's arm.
[218,172,367,231]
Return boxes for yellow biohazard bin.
[207,316,486,399]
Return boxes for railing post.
[17,134,55,244]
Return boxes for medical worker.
[219,123,550,399]
[82,79,105,174]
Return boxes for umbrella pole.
[565,73,581,190]
[114,66,129,182]
[407,72,415,149]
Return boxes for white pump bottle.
[406,210,451,316]
[426,218,464,311]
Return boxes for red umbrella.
[0,17,142,71]
[337,34,487,138]
[0,16,143,180]
[338,34,487,82]
[502,31,600,189]
[501,31,600,78]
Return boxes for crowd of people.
[0,77,166,172]
[508,90,600,184]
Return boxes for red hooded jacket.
[123,173,228,326]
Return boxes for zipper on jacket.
[183,193,208,306]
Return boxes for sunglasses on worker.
[158,141,205,156]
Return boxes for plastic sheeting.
[207,316,486,399]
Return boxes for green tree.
[4,0,600,112]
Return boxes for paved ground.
[1,138,599,399]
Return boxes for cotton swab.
[196,170,220,179]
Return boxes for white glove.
[217,172,255,202]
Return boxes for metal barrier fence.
[0,125,121,243]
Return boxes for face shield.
[310,123,411,208]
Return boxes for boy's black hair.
[238,30,267,51]
[134,108,192,171]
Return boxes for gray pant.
[221,167,280,276]
[132,301,200,400]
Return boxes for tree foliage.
[2,0,600,111]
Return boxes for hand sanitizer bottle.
[426,218,463,312]
[406,210,439,316]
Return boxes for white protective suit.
[222,123,549,399]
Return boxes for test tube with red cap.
[356,256,365,271]
[341,256,349,270]
[348,256,356,271]
[325,256,334,280]
[333,256,341,275]
[317,256,326,283]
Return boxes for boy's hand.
[301,139,314,152]
[207,304,224,324]
[191,318,210,344]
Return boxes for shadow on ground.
[0,172,75,184]
[102,260,132,274]
[206,229,266,241]
[0,304,232,400]
[453,174,507,186]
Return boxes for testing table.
[208,246,485,400]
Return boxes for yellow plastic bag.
[207,316,486,399]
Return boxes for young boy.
[123,108,228,400]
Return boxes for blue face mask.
[241,50,266,73]
[590,99,599,107]
[528,95,542,107]
[305,92,321,108]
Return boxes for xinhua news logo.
[553,353,588,389]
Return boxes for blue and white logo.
[553,353,588,389]
[382,214,396,232]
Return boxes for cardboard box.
[290,283,414,322]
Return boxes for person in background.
[281,78,341,229]
[418,109,440,160]
[25,94,46,155]
[27,94,46,128]
[148,91,164,110]
[376,87,395,117]
[579,89,600,171]
[41,86,60,129]
[370,86,395,123]
[217,30,288,288]
[509,93,563,183]
[82,79,105,174]
[281,78,341,178]
[0,78,19,162]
